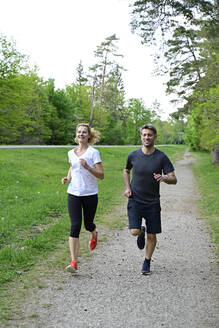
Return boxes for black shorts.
[127,198,161,234]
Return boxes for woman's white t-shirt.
[67,146,102,196]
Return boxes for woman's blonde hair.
[75,123,101,145]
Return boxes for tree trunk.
[212,143,219,165]
[89,88,94,127]
[89,77,96,127]
[98,53,108,126]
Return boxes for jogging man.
[123,124,177,275]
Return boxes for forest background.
[0,0,218,162]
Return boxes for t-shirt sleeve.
[93,149,102,164]
[162,155,175,175]
[125,153,133,171]
[68,151,71,163]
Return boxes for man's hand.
[153,172,177,184]
[124,188,132,198]
[153,173,165,182]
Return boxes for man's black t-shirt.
[125,148,174,204]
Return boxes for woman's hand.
[79,158,88,169]
[79,159,104,180]
[61,177,69,184]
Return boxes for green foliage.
[0,34,29,78]
[185,86,219,151]
[66,83,93,122]
[125,98,154,144]
[154,118,185,144]
[76,60,88,85]
[130,1,219,155]
[46,79,76,144]
[100,116,125,145]
[131,0,216,45]
[89,34,125,127]
[0,73,49,144]
[165,26,203,99]
[0,33,185,146]
[182,27,219,152]
[191,151,219,254]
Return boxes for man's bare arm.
[123,168,132,197]
[153,171,177,185]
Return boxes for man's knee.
[130,228,141,236]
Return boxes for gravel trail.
[14,152,218,328]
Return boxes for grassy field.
[0,145,186,287]
[191,151,219,255]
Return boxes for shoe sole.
[141,271,151,275]
[66,265,78,273]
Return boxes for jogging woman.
[61,123,104,272]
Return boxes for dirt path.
[13,152,218,328]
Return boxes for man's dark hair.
[140,124,157,135]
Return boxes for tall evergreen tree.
[76,60,88,86]
[91,34,124,126]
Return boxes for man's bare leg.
[146,233,157,259]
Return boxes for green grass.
[0,145,186,324]
[191,151,219,255]
[0,145,186,285]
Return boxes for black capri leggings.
[68,193,98,238]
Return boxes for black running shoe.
[141,259,151,275]
[137,226,146,250]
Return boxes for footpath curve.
[15,152,218,328]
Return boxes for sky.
[0,0,176,119]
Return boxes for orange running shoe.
[89,230,98,251]
[66,260,78,273]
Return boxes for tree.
[0,74,33,143]
[46,79,76,144]
[0,34,29,78]
[131,1,216,45]
[99,65,126,144]
[87,64,100,126]
[126,98,153,144]
[103,65,126,119]
[184,86,219,151]
[152,118,185,144]
[90,34,124,126]
[66,83,92,124]
[164,27,203,99]
[75,60,88,86]
[130,1,218,103]
[74,61,89,120]
[130,0,219,161]
[0,35,47,144]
